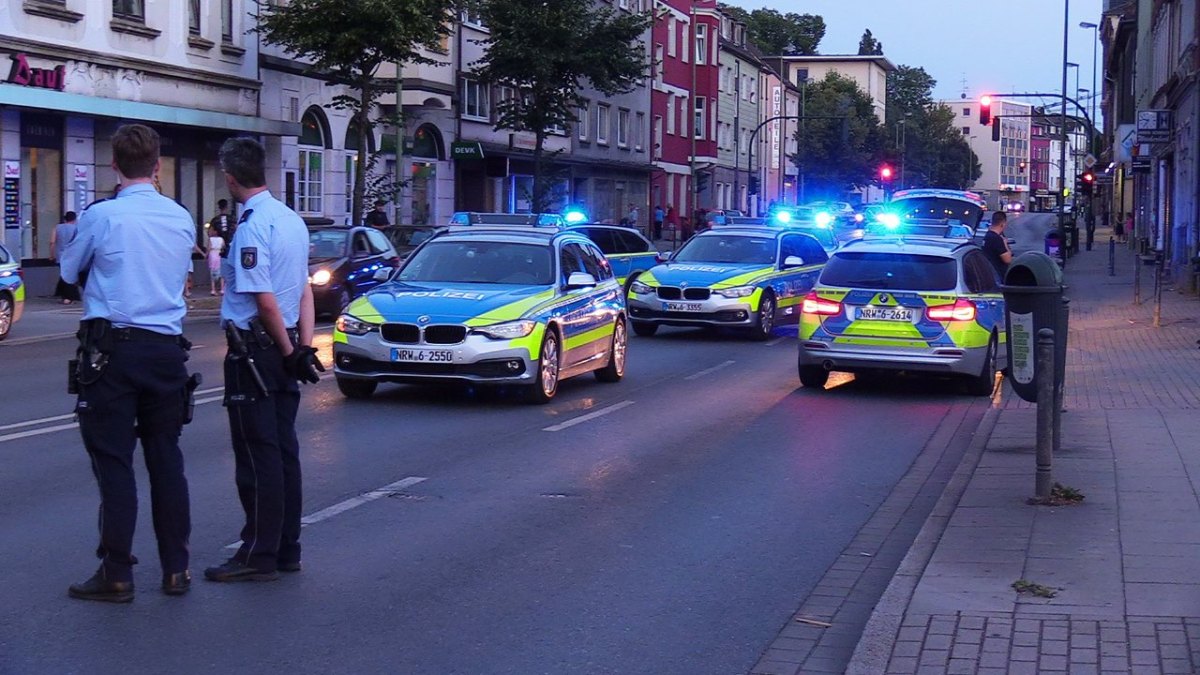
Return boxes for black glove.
[284,345,325,384]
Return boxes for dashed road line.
[684,360,735,381]
[542,400,636,432]
[225,476,429,549]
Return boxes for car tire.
[798,364,829,389]
[631,320,658,337]
[526,328,561,404]
[750,291,776,341]
[967,335,998,397]
[595,319,627,383]
[336,376,377,399]
[0,292,12,341]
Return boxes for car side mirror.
[565,272,597,289]
[783,255,805,268]
[373,268,392,282]
[655,252,670,264]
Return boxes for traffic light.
[880,165,893,182]
[1019,161,1026,172]
[1077,170,1095,195]
[991,116,1001,142]
[748,175,760,195]
[979,95,992,125]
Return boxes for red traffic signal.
[880,165,893,181]
[979,95,992,125]
[1081,171,1095,183]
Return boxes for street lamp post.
[1059,1,1070,267]
[1080,22,1099,155]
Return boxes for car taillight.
[802,291,842,316]
[926,298,977,322]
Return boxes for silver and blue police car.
[0,242,23,341]
[626,226,828,340]
[332,227,627,403]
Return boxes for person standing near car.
[982,210,1013,277]
[205,137,324,583]
[365,200,390,228]
[60,123,197,602]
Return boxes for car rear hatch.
[810,251,959,346]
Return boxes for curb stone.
[844,402,1002,674]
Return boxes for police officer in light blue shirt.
[205,137,323,583]
[60,123,197,602]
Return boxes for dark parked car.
[308,225,401,317]
[383,224,442,259]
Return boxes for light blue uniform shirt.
[220,190,309,330]
[60,183,196,335]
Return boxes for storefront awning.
[0,86,299,136]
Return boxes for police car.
[0,242,23,341]
[626,226,828,340]
[332,227,626,403]
[564,224,661,290]
[797,236,1006,395]
[868,189,986,237]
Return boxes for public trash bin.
[1000,252,1067,403]
[1044,231,1061,258]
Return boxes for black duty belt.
[227,327,300,349]
[112,327,185,344]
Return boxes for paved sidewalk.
[848,229,1200,674]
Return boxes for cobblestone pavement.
[844,228,1200,675]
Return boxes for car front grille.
[381,323,420,344]
[656,287,681,300]
[423,325,467,345]
[683,288,711,300]
[655,287,710,300]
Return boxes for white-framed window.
[617,108,630,148]
[681,21,689,64]
[596,103,611,145]
[462,9,487,29]
[113,0,144,20]
[344,153,357,215]
[693,97,705,140]
[695,24,708,65]
[654,44,664,83]
[298,110,325,215]
[577,102,590,141]
[188,0,200,34]
[678,95,687,137]
[462,79,490,121]
[666,97,675,135]
[653,115,663,159]
[221,0,233,42]
[667,18,677,57]
[635,112,645,151]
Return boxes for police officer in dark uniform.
[60,124,197,602]
[205,137,323,582]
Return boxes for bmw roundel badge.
[418,315,431,324]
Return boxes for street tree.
[257,0,457,226]
[473,0,651,212]
[882,66,980,190]
[857,29,883,56]
[719,6,825,56]
[793,72,885,197]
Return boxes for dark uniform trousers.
[76,339,191,582]
[224,339,301,573]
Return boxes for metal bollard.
[1035,328,1056,499]
[1108,237,1116,277]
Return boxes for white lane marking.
[765,336,788,347]
[0,422,81,443]
[684,360,735,381]
[542,400,635,432]
[0,331,78,347]
[0,412,76,432]
[224,476,429,549]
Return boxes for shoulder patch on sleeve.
[241,247,258,270]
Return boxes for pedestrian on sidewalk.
[627,203,640,235]
[365,200,390,228]
[1117,212,1130,244]
[60,123,197,602]
[206,227,225,296]
[982,210,1013,277]
[50,211,80,305]
[653,204,664,240]
[207,199,234,258]
[205,137,323,583]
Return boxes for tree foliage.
[793,73,885,196]
[719,6,825,56]
[882,66,981,189]
[257,0,457,225]
[857,29,883,56]
[474,0,650,212]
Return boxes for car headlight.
[473,320,537,340]
[336,314,378,336]
[629,280,653,294]
[311,269,333,286]
[714,285,755,298]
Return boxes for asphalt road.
[0,214,1051,675]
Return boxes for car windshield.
[398,241,554,285]
[309,230,348,258]
[673,235,776,264]
[890,198,983,229]
[392,227,438,247]
[790,226,837,249]
[821,252,958,291]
